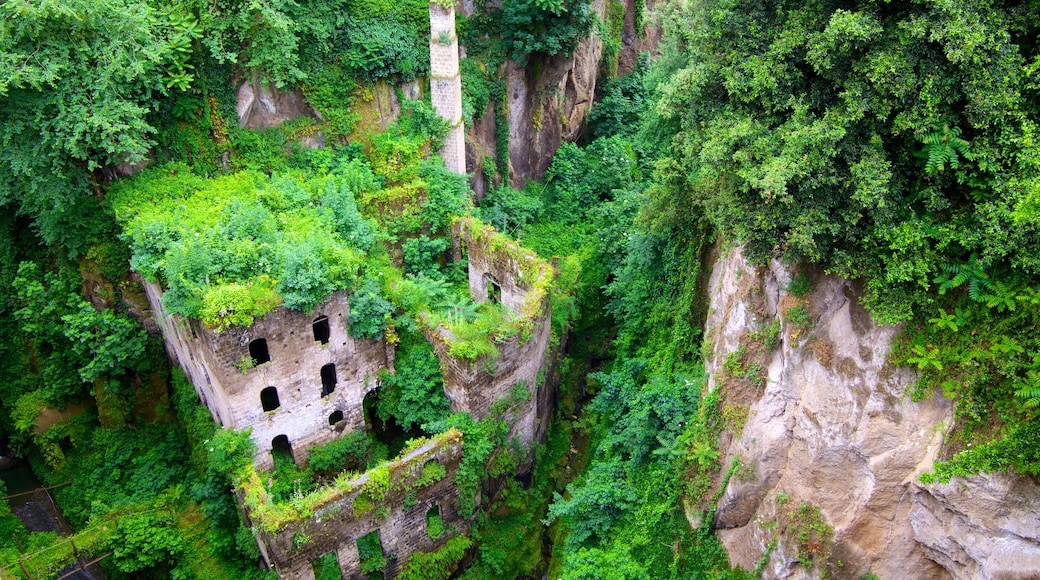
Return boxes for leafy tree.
[0,0,199,255]
[377,334,452,431]
[199,0,349,87]
[349,277,393,340]
[651,0,1040,322]
[500,0,596,63]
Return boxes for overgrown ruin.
[144,218,556,578]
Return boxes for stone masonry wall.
[143,282,392,470]
[429,3,466,174]
[254,433,469,580]
[424,219,554,449]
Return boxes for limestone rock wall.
[702,245,1040,579]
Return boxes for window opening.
[321,363,337,397]
[261,386,280,412]
[271,434,293,464]
[426,504,445,540]
[313,315,330,344]
[356,530,386,576]
[486,274,501,304]
[329,410,344,425]
[364,389,424,456]
[249,338,271,365]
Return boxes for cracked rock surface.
[702,245,1040,579]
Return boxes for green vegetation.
[4,0,1040,577]
[644,0,1040,483]
[398,535,473,580]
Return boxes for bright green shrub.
[341,18,429,82]
[200,280,282,331]
[112,510,185,573]
[109,159,372,326]
[349,277,393,340]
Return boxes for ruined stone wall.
[252,433,469,580]
[425,219,555,449]
[143,282,392,469]
[429,3,466,174]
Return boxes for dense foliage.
[647,0,1040,479]
[653,0,1040,322]
[6,0,1040,577]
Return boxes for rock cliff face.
[462,0,608,192]
[465,0,654,192]
[702,245,1040,579]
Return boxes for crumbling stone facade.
[426,218,555,450]
[144,219,557,577]
[143,282,391,470]
[429,2,466,174]
[247,432,469,580]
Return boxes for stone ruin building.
[140,5,558,575]
[144,217,556,578]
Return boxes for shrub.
[349,277,393,340]
[341,18,429,82]
[307,432,373,475]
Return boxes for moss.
[239,429,462,535]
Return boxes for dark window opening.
[356,530,386,576]
[271,434,293,464]
[486,275,501,304]
[321,363,337,397]
[311,552,343,580]
[313,315,330,344]
[426,504,445,540]
[364,389,424,457]
[249,338,271,365]
[329,410,344,425]
[261,386,280,412]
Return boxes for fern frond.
[934,255,990,299]
[1015,383,1040,408]
[920,126,970,175]
[982,281,1017,312]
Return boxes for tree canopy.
[652,0,1040,321]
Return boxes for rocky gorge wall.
[702,244,1040,579]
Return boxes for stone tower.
[429,1,466,174]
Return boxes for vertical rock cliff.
[702,245,1040,579]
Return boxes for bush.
[307,431,373,475]
[112,511,186,573]
[341,18,429,82]
[500,0,595,64]
[403,236,451,279]
[349,278,393,339]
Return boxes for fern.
[906,345,944,371]
[982,281,1018,312]
[933,254,991,300]
[920,126,971,175]
[1014,372,1040,408]
[928,308,961,332]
